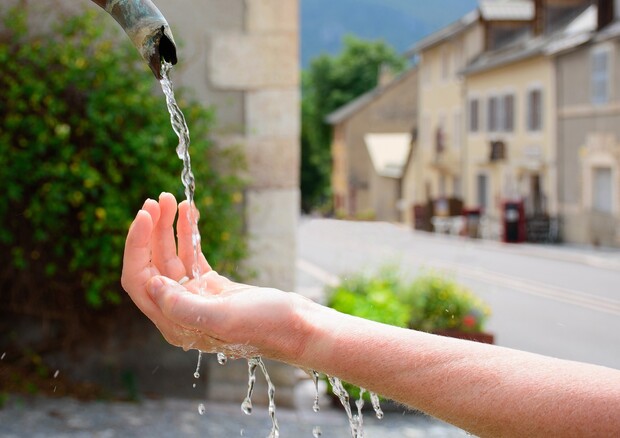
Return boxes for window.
[591,48,610,105]
[469,98,480,132]
[504,94,515,132]
[442,47,450,81]
[593,167,613,213]
[453,176,462,198]
[488,96,498,132]
[477,174,489,211]
[453,110,462,150]
[527,88,543,132]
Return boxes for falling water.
[160,62,279,436]
[369,391,384,419]
[241,358,259,415]
[160,62,204,294]
[328,376,362,438]
[257,357,280,438]
[160,60,215,412]
[311,370,321,413]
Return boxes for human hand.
[121,193,312,362]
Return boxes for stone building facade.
[327,68,418,222]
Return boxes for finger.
[121,210,163,318]
[121,210,204,348]
[141,198,160,228]
[177,200,211,275]
[152,193,186,280]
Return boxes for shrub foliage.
[0,7,246,346]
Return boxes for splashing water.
[242,358,259,415]
[328,376,362,438]
[257,358,280,438]
[161,60,231,419]
[217,353,228,365]
[160,61,282,437]
[369,391,384,419]
[311,370,321,413]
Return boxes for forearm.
[293,300,620,437]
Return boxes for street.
[296,218,620,370]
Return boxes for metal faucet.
[91,0,177,79]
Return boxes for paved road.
[296,218,620,370]
[0,396,468,437]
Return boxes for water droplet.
[194,351,203,379]
[312,426,322,437]
[198,403,206,415]
[370,391,384,419]
[53,370,59,379]
[240,430,244,436]
[241,398,252,415]
[1,352,5,360]
[217,353,228,365]
[53,386,57,392]
[311,370,320,412]
[192,383,196,389]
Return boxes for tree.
[301,35,406,212]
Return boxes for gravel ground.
[0,396,469,437]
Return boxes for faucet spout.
[91,0,177,79]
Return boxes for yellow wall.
[463,56,557,222]
[413,23,483,208]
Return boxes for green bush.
[404,271,491,333]
[327,266,412,328]
[326,267,491,402]
[0,7,246,334]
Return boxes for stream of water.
[159,61,382,438]
[160,61,281,437]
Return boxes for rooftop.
[404,9,480,56]
[479,0,535,22]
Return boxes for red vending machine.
[502,200,526,243]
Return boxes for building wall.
[416,23,484,210]
[557,38,620,246]
[464,56,557,228]
[332,68,418,220]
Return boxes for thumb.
[147,275,221,329]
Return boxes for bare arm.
[122,195,620,438]
[296,305,620,437]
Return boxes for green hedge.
[0,7,246,331]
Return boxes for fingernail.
[148,277,165,297]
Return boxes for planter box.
[434,329,494,344]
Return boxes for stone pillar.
[156,0,301,407]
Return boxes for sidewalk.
[395,222,620,271]
[0,395,469,437]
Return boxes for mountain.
[301,0,478,67]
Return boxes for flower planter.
[433,329,495,344]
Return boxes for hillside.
[301,0,478,66]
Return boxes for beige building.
[327,67,418,222]
[461,0,594,242]
[405,10,484,229]
[555,0,620,246]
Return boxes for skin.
[122,193,620,438]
